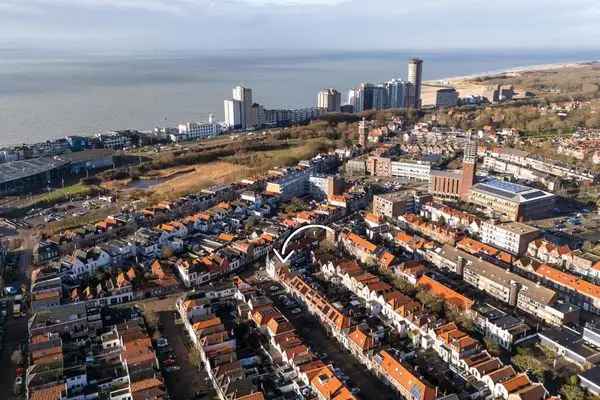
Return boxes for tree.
[392,276,417,297]
[284,198,308,214]
[11,350,23,365]
[483,337,502,356]
[416,289,444,315]
[244,216,258,232]
[560,382,585,400]
[511,352,545,381]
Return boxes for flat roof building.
[469,179,555,221]
[373,191,416,219]
[481,221,540,255]
[0,157,70,195]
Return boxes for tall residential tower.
[232,85,253,129]
[317,89,342,112]
[407,58,423,109]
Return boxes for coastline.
[426,60,598,85]
[2,56,599,147]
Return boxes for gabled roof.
[377,350,436,400]
[348,327,375,352]
[417,275,474,311]
[309,367,357,400]
[30,384,64,400]
[266,315,295,336]
[486,365,516,384]
[379,251,396,269]
[535,264,600,301]
[345,232,377,254]
[501,373,531,393]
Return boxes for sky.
[1,0,600,53]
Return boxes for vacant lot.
[111,138,335,202]
[152,161,248,197]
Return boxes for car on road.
[14,376,23,394]
[156,337,169,348]
[291,308,302,315]
[4,286,17,296]
[163,358,177,367]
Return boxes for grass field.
[3,183,97,218]
[151,162,249,199]
[130,138,336,201]
[47,204,120,233]
[35,183,95,204]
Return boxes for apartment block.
[480,221,540,255]
[372,191,415,219]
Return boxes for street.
[0,230,34,399]
[135,296,215,400]
[268,289,397,400]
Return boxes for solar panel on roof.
[474,185,516,200]
[484,179,529,193]
[521,191,546,200]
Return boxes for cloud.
[0,0,347,15]
[1,0,599,51]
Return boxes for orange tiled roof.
[298,359,327,374]
[287,275,351,331]
[379,251,395,269]
[345,232,377,254]
[127,267,137,281]
[123,338,155,366]
[296,211,316,221]
[266,316,295,336]
[365,212,383,224]
[192,316,222,331]
[218,233,235,242]
[32,289,61,301]
[378,351,436,400]
[514,384,546,400]
[251,307,279,327]
[30,384,64,400]
[498,251,513,264]
[216,202,231,209]
[348,328,375,352]
[395,231,413,244]
[486,365,516,383]
[131,377,163,394]
[458,237,499,256]
[273,332,303,350]
[310,367,356,400]
[151,260,166,279]
[536,264,600,300]
[417,275,474,311]
[501,373,531,393]
[236,393,265,400]
[115,272,129,288]
[337,259,363,275]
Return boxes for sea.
[0,48,599,146]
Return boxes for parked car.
[3,287,17,296]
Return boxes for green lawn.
[35,183,95,205]
[4,183,98,218]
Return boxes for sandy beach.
[427,60,598,86]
